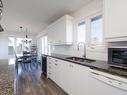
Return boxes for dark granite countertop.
[43,54,127,78]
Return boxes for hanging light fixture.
[0,0,3,32]
[0,0,3,21]
[0,9,2,16]
[0,0,3,8]
[0,24,4,32]
[20,26,32,44]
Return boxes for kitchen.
[0,0,127,95]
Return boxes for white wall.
[37,37,42,60]
[0,33,8,59]
[0,31,37,59]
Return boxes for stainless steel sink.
[66,57,96,63]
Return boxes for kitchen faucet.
[77,42,86,58]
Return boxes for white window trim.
[76,20,86,44]
[89,13,104,46]
[76,11,106,49]
[41,35,48,55]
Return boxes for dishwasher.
[88,69,127,95]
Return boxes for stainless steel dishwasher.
[88,69,127,95]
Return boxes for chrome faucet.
[77,42,86,58]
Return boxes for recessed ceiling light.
[0,0,3,8]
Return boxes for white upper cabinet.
[104,0,127,42]
[48,15,73,45]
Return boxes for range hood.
[0,25,4,32]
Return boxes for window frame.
[88,12,104,47]
[76,12,104,48]
[76,19,86,44]
[41,35,48,55]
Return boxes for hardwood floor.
[16,63,68,95]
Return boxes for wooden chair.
[22,51,32,71]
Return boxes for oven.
[108,48,127,69]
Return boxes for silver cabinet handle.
[91,72,100,75]
[55,60,58,62]
[69,64,74,67]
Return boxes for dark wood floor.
[0,59,14,95]
[16,63,68,95]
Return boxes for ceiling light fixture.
[20,26,32,44]
[0,0,3,8]
[0,25,4,32]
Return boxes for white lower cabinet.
[70,63,90,95]
[47,57,55,80]
[53,59,61,85]
[47,57,127,95]
[47,57,90,95]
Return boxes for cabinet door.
[47,26,56,44]
[58,60,90,95]
[104,0,127,38]
[47,57,55,79]
[70,64,90,95]
[52,59,61,85]
[47,15,73,44]
[48,58,90,95]
[52,19,66,43]
[59,60,72,94]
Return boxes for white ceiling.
[1,0,91,35]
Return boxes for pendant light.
[20,26,32,44]
[0,24,4,32]
[0,0,3,8]
[0,0,4,32]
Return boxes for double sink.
[66,57,96,63]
